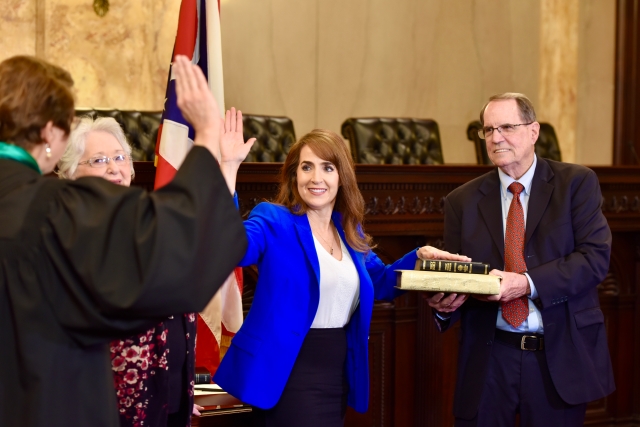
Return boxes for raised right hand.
[221,107,256,166]
[173,55,223,158]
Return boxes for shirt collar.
[498,155,537,197]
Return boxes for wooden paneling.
[614,0,640,165]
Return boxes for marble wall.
[0,0,615,165]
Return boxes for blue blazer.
[214,202,418,412]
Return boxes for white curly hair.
[57,115,135,180]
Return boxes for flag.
[154,0,243,378]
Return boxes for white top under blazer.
[310,234,360,328]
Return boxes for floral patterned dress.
[110,313,197,427]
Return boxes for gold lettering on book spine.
[444,262,452,271]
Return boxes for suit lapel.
[477,170,505,260]
[525,158,554,243]
[292,212,321,286]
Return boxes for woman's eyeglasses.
[78,154,131,168]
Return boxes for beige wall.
[0,0,615,165]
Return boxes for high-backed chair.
[242,114,296,162]
[75,109,162,161]
[467,120,562,165]
[341,117,444,164]
[75,109,296,162]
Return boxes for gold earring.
[45,144,52,159]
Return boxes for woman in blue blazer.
[214,114,469,427]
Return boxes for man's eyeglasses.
[478,123,533,140]
[78,154,131,168]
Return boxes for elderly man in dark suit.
[428,93,614,426]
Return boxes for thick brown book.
[396,269,500,295]
[415,259,490,275]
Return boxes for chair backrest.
[242,114,296,162]
[75,109,162,161]
[75,109,296,162]
[467,120,562,165]
[341,117,444,164]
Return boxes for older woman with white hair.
[57,116,134,185]
[58,116,201,427]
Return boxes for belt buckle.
[521,335,538,351]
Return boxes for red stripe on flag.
[195,315,220,379]
[234,266,242,294]
[174,0,198,59]
[154,155,177,190]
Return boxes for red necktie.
[501,182,529,328]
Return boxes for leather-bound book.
[194,366,212,384]
[415,259,490,275]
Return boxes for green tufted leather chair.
[341,117,444,164]
[242,114,296,162]
[467,120,562,165]
[75,109,296,162]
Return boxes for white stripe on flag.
[220,274,243,333]
[158,119,193,169]
[206,0,225,116]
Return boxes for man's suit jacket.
[440,157,614,420]
[214,202,418,413]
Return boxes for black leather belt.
[494,329,544,351]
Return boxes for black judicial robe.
[0,147,247,427]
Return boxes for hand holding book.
[425,291,469,314]
[472,269,531,303]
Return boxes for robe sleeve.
[42,146,248,346]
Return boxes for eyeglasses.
[78,154,131,168]
[478,123,533,140]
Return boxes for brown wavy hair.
[0,55,75,149]
[274,129,374,253]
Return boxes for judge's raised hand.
[416,245,471,262]
[173,55,223,159]
[219,107,256,194]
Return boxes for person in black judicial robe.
[0,55,247,427]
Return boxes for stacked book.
[396,259,500,295]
